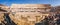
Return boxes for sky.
[0,0,60,6]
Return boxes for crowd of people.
[35,12,60,25]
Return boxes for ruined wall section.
[9,4,51,25]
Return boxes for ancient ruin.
[0,4,60,25]
[9,4,51,25]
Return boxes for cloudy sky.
[0,0,60,6]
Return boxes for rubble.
[0,4,16,25]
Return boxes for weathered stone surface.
[0,13,4,23]
[9,4,51,25]
[9,12,38,25]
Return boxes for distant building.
[10,4,51,25]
